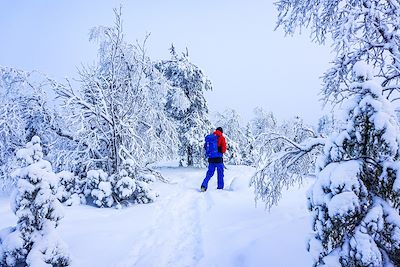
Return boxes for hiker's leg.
[201,163,216,189]
[216,163,224,189]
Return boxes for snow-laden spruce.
[307,62,400,266]
[155,44,212,167]
[0,136,70,266]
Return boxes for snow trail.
[121,188,206,267]
[115,165,208,267]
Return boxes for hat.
[216,127,223,133]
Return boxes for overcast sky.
[0,0,332,125]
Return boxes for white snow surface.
[0,163,313,267]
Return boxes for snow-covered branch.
[251,136,324,209]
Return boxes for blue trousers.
[201,163,224,189]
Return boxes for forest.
[1,1,400,266]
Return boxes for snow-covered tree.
[246,108,277,162]
[0,67,71,193]
[251,114,322,208]
[280,116,315,144]
[251,107,277,138]
[213,109,245,165]
[242,123,257,166]
[0,136,70,266]
[248,2,400,264]
[252,0,400,208]
[308,62,400,266]
[51,8,176,206]
[155,44,212,167]
[54,9,177,174]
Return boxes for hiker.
[201,127,227,191]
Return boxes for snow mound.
[228,176,250,191]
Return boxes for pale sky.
[0,0,332,125]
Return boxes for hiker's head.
[216,127,223,133]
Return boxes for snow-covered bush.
[114,161,137,201]
[82,160,157,208]
[85,169,114,208]
[56,171,85,206]
[307,63,400,266]
[0,136,70,266]
[132,171,157,205]
[113,160,156,206]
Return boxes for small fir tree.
[0,136,70,266]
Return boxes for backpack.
[205,134,220,158]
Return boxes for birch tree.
[52,8,177,176]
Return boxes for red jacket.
[214,130,227,154]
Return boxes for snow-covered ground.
[0,164,314,267]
